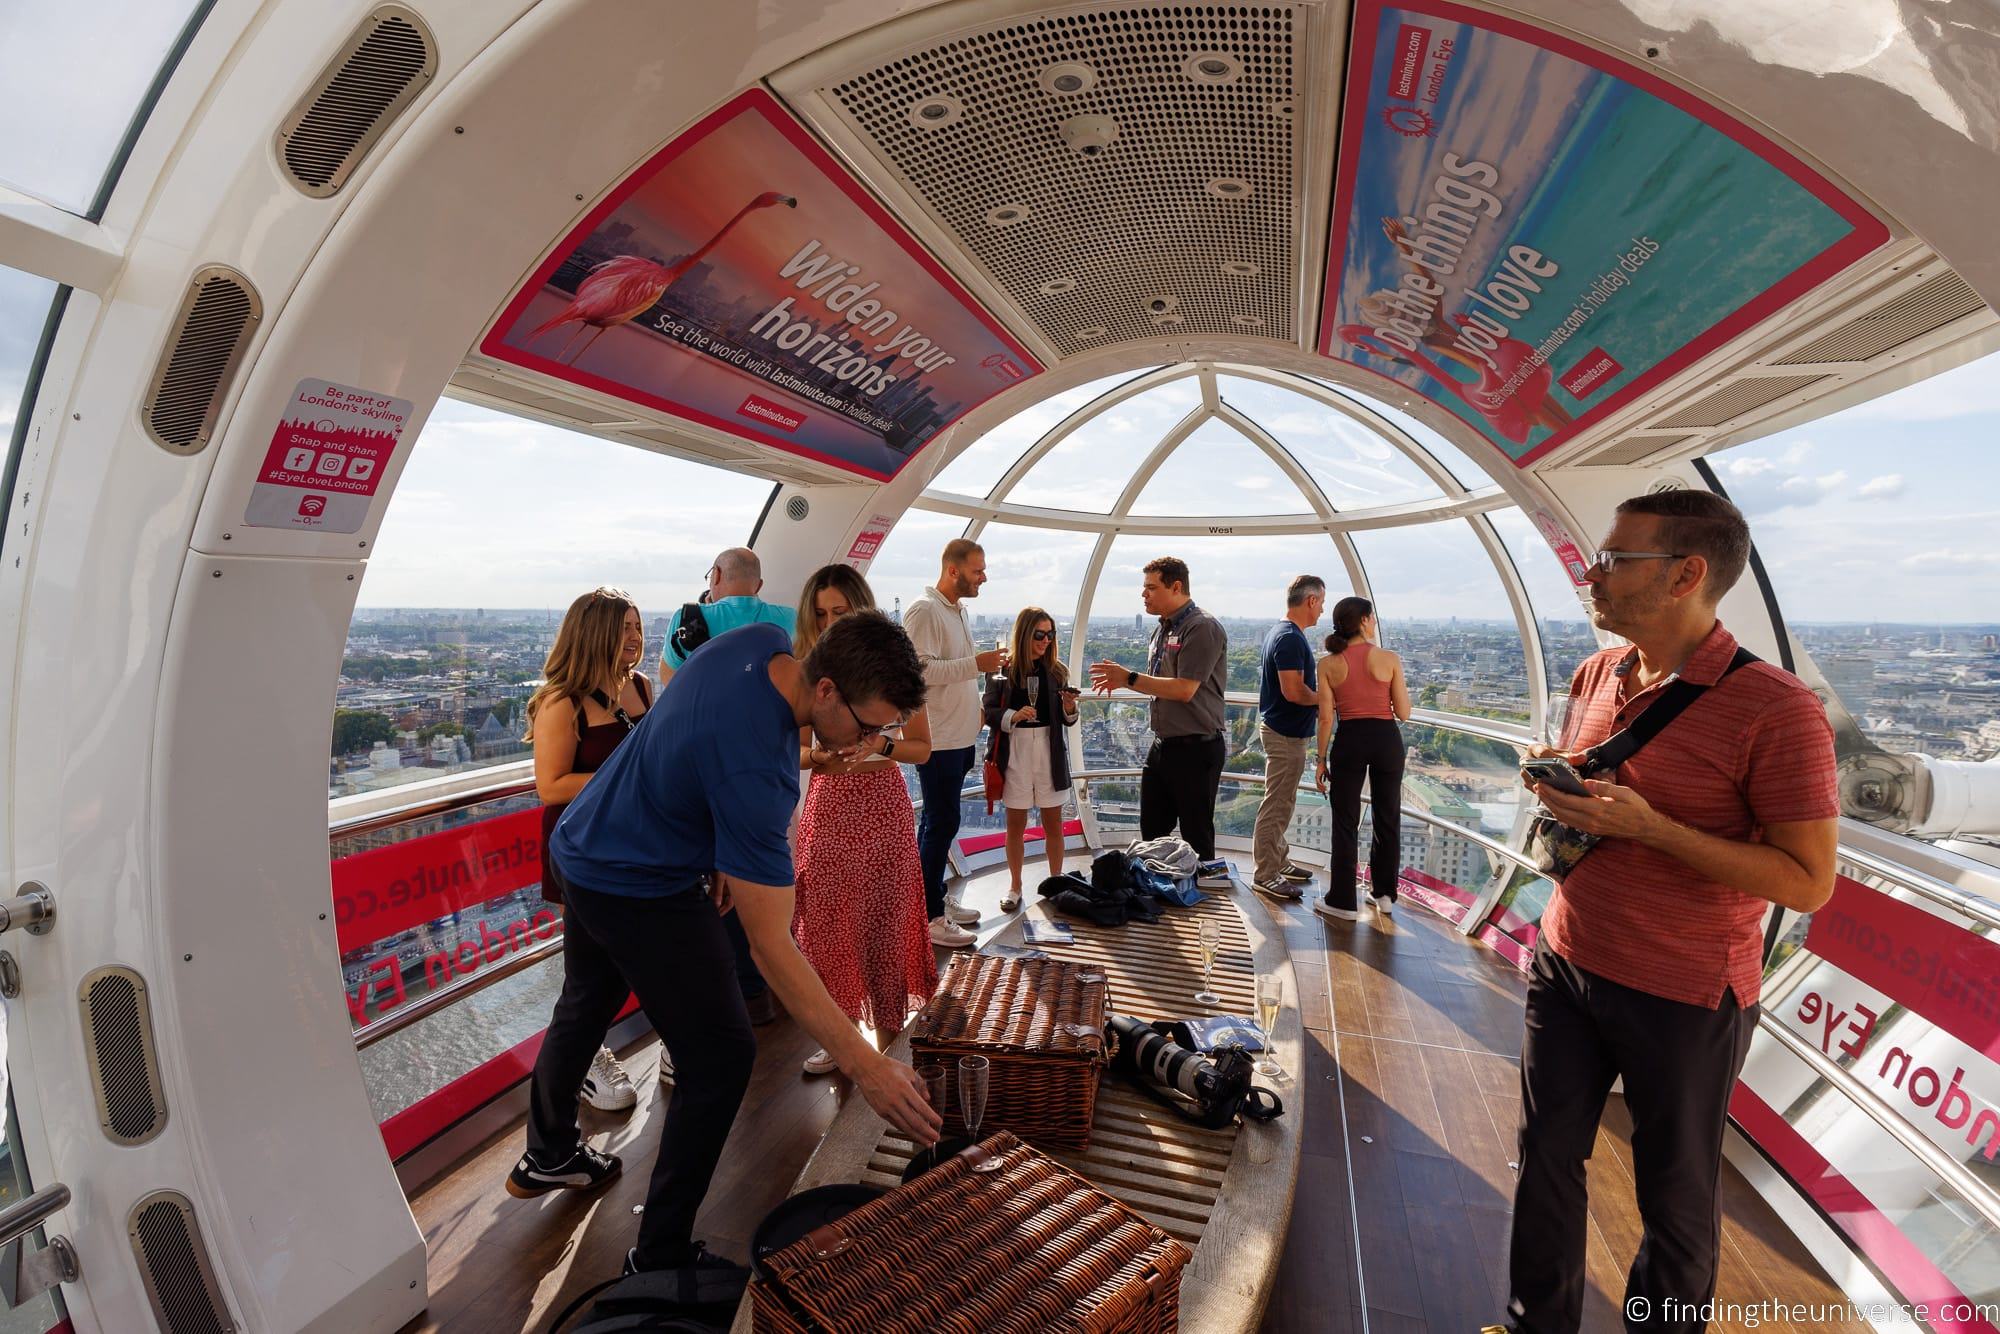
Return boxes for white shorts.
[1003,726,1066,811]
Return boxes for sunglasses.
[1030,629,1055,642]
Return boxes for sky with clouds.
[2,257,1994,626]
[260,348,2000,625]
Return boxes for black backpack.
[670,602,711,661]
[547,1265,745,1333]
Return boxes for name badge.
[1166,634,1181,650]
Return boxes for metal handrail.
[0,885,54,936]
[0,1184,69,1251]
[1836,839,2000,937]
[1757,1016,2000,1237]
[330,773,537,840]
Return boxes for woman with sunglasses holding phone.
[982,607,1081,913]
[789,565,939,1076]
[523,586,658,1115]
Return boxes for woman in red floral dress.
[790,564,939,1075]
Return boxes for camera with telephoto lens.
[1104,1013,1277,1129]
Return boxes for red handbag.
[982,742,1005,813]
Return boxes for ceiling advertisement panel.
[482,89,1041,481]
[1318,0,1890,467]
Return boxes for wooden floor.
[402,865,1867,1333]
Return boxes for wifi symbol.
[298,496,327,517]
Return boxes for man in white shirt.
[903,539,1008,946]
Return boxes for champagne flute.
[1024,675,1040,714]
[918,1064,948,1117]
[957,1055,990,1141]
[1254,975,1284,1078]
[1544,693,1575,753]
[1195,919,1223,1006]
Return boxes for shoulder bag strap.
[1580,646,1758,776]
[587,688,636,734]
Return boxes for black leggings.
[527,867,755,1269]
[1325,719,1405,910]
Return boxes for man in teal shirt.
[659,546,795,685]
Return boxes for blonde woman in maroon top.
[1313,597,1410,921]
[523,587,656,1116]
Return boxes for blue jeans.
[915,745,976,920]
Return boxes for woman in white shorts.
[981,607,1080,913]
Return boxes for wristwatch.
[1126,669,1138,689]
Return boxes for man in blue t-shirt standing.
[510,612,941,1280]
[1252,575,1325,900]
[658,546,794,685]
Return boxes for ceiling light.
[907,95,965,130]
[1182,52,1243,85]
[1221,260,1259,277]
[984,204,1031,227]
[1076,326,1109,340]
[1205,177,1253,200]
[1143,294,1180,315]
[1230,314,1266,328]
[1038,277,1079,295]
[1151,312,1187,327]
[1038,62,1098,96]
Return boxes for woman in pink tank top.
[1313,598,1411,921]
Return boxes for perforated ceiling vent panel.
[1771,271,1987,366]
[1653,374,1826,430]
[1580,435,1695,467]
[824,6,1300,355]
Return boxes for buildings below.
[329,610,2000,857]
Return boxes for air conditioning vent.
[1580,435,1696,467]
[142,267,261,455]
[820,5,1301,354]
[276,5,437,197]
[78,965,168,1144]
[1653,375,1826,430]
[1771,271,1987,365]
[128,1191,237,1333]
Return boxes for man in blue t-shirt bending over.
[511,612,941,1280]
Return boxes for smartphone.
[1521,757,1592,797]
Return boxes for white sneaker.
[1314,898,1366,922]
[999,889,1023,914]
[803,1049,838,1076]
[1369,891,1395,916]
[578,1047,639,1112]
[945,900,981,925]
[929,915,976,947]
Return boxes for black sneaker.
[1278,862,1314,884]
[623,1239,752,1281]
[505,1143,620,1198]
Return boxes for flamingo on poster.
[528,191,798,365]
[1337,323,1571,445]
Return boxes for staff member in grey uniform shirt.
[1088,556,1229,858]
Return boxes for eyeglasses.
[841,693,902,740]
[1588,550,1685,575]
[1030,630,1055,642]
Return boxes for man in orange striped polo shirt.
[1493,490,1839,1334]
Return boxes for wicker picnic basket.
[907,952,1110,1151]
[750,1132,1193,1334]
